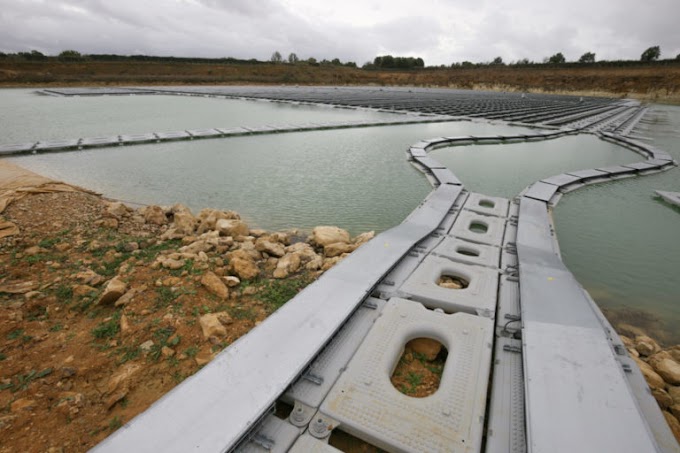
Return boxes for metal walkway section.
[0,115,454,156]
[655,190,680,208]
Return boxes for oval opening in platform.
[479,199,495,208]
[391,338,448,398]
[469,221,488,234]
[438,274,470,289]
[456,246,480,257]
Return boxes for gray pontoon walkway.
[19,87,677,453]
[656,190,680,208]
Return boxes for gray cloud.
[0,0,678,65]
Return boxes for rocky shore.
[0,164,679,451]
[0,175,373,452]
[618,327,680,442]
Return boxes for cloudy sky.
[1,0,678,66]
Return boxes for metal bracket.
[302,371,325,386]
[251,434,275,450]
[362,299,379,310]
[503,344,522,354]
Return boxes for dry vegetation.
[1,60,680,103]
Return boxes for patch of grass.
[7,329,24,340]
[172,371,187,383]
[49,323,63,332]
[108,416,122,431]
[257,276,312,312]
[55,284,73,303]
[9,368,53,392]
[136,239,182,262]
[148,326,176,362]
[117,345,140,364]
[406,372,422,388]
[227,305,257,321]
[169,259,198,277]
[156,287,179,307]
[184,345,199,358]
[25,253,63,264]
[74,298,94,313]
[91,312,121,339]
[0,353,6,361]
[97,253,131,277]
[38,237,62,248]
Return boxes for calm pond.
[2,89,678,341]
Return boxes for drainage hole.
[329,430,383,452]
[391,338,448,398]
[469,221,488,234]
[456,246,480,257]
[479,199,495,208]
[438,274,469,289]
[274,401,294,420]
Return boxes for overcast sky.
[1,0,678,66]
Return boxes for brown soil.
[390,342,446,398]
[1,60,680,104]
[0,190,314,452]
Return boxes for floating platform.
[656,190,680,208]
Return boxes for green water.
[2,88,678,342]
[553,105,680,343]
[0,88,400,144]
[428,135,641,197]
[8,121,537,234]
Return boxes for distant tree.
[461,61,474,68]
[516,58,531,65]
[270,51,282,63]
[362,61,375,69]
[373,55,423,69]
[30,50,46,60]
[492,56,504,65]
[331,58,342,66]
[288,52,299,64]
[344,61,357,68]
[58,50,82,61]
[640,46,660,62]
[307,57,318,65]
[677,53,680,61]
[578,52,596,63]
[547,52,566,64]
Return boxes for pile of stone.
[99,202,375,302]
[621,332,680,442]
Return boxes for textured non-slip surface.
[321,298,494,453]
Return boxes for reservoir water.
[554,105,680,343]
[1,89,678,341]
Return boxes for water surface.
[9,121,537,234]
[0,89,400,144]
[554,105,680,343]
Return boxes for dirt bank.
[1,60,679,104]
[0,162,374,452]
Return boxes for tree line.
[1,46,677,68]
[451,46,676,68]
